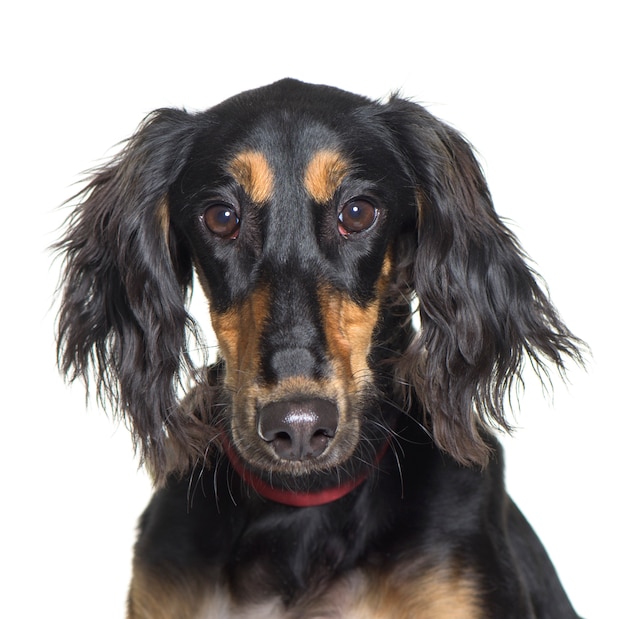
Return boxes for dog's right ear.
[55,108,203,473]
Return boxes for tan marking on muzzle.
[210,286,270,392]
[318,291,380,389]
[318,253,393,391]
[229,150,274,204]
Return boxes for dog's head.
[56,79,582,487]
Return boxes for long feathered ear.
[55,108,202,474]
[382,97,584,467]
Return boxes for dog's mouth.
[220,429,390,507]
[221,432,390,507]
[219,395,391,506]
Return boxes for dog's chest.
[193,565,480,619]
[195,570,369,618]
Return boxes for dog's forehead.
[203,80,382,201]
[211,78,372,126]
[224,120,351,205]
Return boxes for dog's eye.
[203,204,240,239]
[338,199,378,237]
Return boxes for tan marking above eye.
[228,151,274,204]
[304,150,349,203]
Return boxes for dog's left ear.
[381,97,584,467]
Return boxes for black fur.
[56,79,583,617]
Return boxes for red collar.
[221,436,389,508]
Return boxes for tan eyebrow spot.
[304,150,349,202]
[229,151,274,203]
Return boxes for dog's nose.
[258,399,338,461]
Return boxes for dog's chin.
[221,432,388,496]
[226,418,363,477]
[223,434,348,479]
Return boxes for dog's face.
[57,79,581,485]
[168,84,415,480]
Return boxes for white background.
[1,1,623,617]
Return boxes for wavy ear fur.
[382,97,584,467]
[55,109,202,473]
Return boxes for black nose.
[258,399,339,461]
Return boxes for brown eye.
[338,199,378,236]
[203,204,240,239]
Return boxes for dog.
[56,79,584,618]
